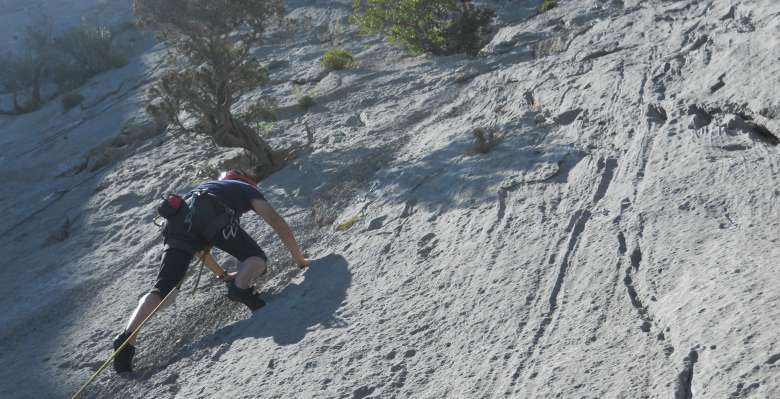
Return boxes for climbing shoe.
[227,281,266,311]
[112,331,135,373]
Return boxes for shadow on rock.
[213,253,350,346]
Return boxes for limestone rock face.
[0,1,778,398]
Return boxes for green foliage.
[321,48,355,70]
[243,99,278,123]
[298,94,317,111]
[352,0,495,56]
[61,92,84,111]
[254,120,277,136]
[539,0,557,13]
[337,215,359,231]
[135,0,285,175]
[137,0,283,131]
[442,3,496,55]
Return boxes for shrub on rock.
[135,0,288,178]
[540,0,557,13]
[466,127,503,155]
[55,23,128,83]
[352,0,495,56]
[321,48,355,70]
[61,92,84,111]
[0,26,55,113]
[1,18,130,114]
[298,94,317,111]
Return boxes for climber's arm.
[251,198,309,267]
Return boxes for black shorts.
[152,224,267,296]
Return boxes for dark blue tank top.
[189,180,266,216]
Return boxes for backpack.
[157,193,185,219]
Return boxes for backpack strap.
[185,189,237,241]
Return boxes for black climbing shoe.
[112,331,135,373]
[227,281,266,311]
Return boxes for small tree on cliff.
[0,24,54,114]
[352,0,494,56]
[0,53,27,114]
[134,0,284,178]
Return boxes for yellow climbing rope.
[71,282,180,398]
[71,250,228,398]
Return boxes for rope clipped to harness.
[191,247,234,291]
[198,248,234,282]
[192,255,206,292]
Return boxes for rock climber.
[111,169,309,373]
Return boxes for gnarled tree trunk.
[12,91,21,114]
[0,90,24,115]
[30,63,43,110]
[212,110,276,179]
